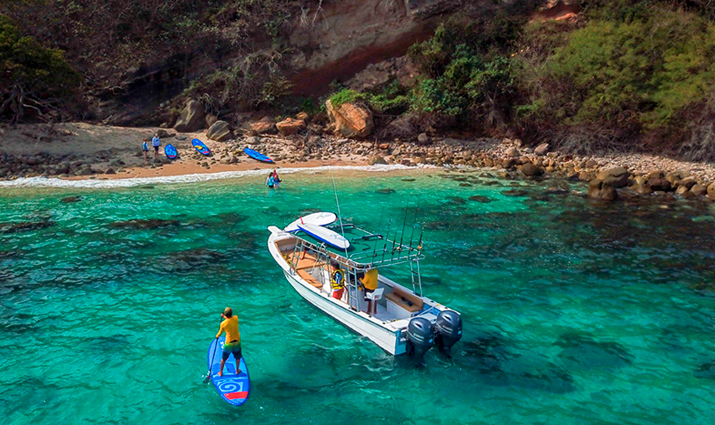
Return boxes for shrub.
[0,16,80,122]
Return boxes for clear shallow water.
[1,169,715,425]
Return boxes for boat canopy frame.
[286,223,426,297]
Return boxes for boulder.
[519,162,544,178]
[247,117,276,135]
[588,179,617,202]
[174,100,205,133]
[206,120,232,142]
[276,118,306,136]
[666,170,690,185]
[707,182,715,200]
[156,129,173,139]
[104,168,117,175]
[646,171,671,192]
[534,143,550,156]
[325,99,374,138]
[506,147,520,158]
[368,155,387,165]
[691,183,707,197]
[417,133,430,145]
[596,166,629,188]
[295,112,309,121]
[205,113,218,128]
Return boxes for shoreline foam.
[0,164,414,189]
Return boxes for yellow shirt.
[361,269,379,290]
[216,315,240,344]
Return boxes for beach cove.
[2,168,715,425]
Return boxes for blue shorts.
[222,341,242,361]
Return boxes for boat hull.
[281,268,405,355]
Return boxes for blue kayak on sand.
[207,338,250,406]
[193,139,211,156]
[164,144,178,160]
[244,148,273,163]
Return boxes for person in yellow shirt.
[216,307,241,377]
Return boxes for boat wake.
[0,164,414,189]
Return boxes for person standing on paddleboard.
[216,307,242,377]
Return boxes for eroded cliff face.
[285,0,485,95]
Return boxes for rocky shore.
[1,122,715,203]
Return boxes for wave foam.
[0,164,413,189]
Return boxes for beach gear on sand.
[244,148,273,163]
[164,144,178,160]
[192,139,211,156]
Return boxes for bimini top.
[290,222,424,268]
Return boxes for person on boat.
[216,307,242,377]
[271,169,281,188]
[330,261,345,300]
[151,133,161,160]
[359,269,379,313]
[266,173,275,188]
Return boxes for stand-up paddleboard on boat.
[164,144,178,160]
[284,212,337,233]
[207,338,250,406]
[298,222,350,249]
[193,139,211,156]
[244,148,273,163]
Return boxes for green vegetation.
[0,15,80,123]
[329,82,409,115]
[519,3,715,159]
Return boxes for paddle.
[203,317,222,383]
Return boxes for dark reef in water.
[60,196,82,203]
[469,195,492,203]
[695,360,715,380]
[0,221,54,234]
[554,333,632,370]
[459,328,575,394]
[502,189,529,197]
[108,218,180,230]
[376,188,396,194]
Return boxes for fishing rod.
[381,217,393,264]
[407,197,420,252]
[372,206,385,259]
[332,178,349,259]
[397,202,409,254]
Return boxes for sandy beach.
[1,122,715,201]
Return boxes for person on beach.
[142,140,149,162]
[152,134,161,160]
[271,169,281,188]
[266,173,275,188]
[216,307,242,377]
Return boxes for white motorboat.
[267,220,462,359]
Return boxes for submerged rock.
[376,188,396,194]
[469,195,492,203]
[108,219,180,230]
[0,221,54,234]
[588,179,617,202]
[555,333,632,370]
[60,196,82,203]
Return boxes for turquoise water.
[2,169,715,424]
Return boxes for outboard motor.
[406,317,434,361]
[434,310,462,357]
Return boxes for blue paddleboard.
[207,339,250,406]
[244,148,273,163]
[164,144,178,160]
[193,139,211,156]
